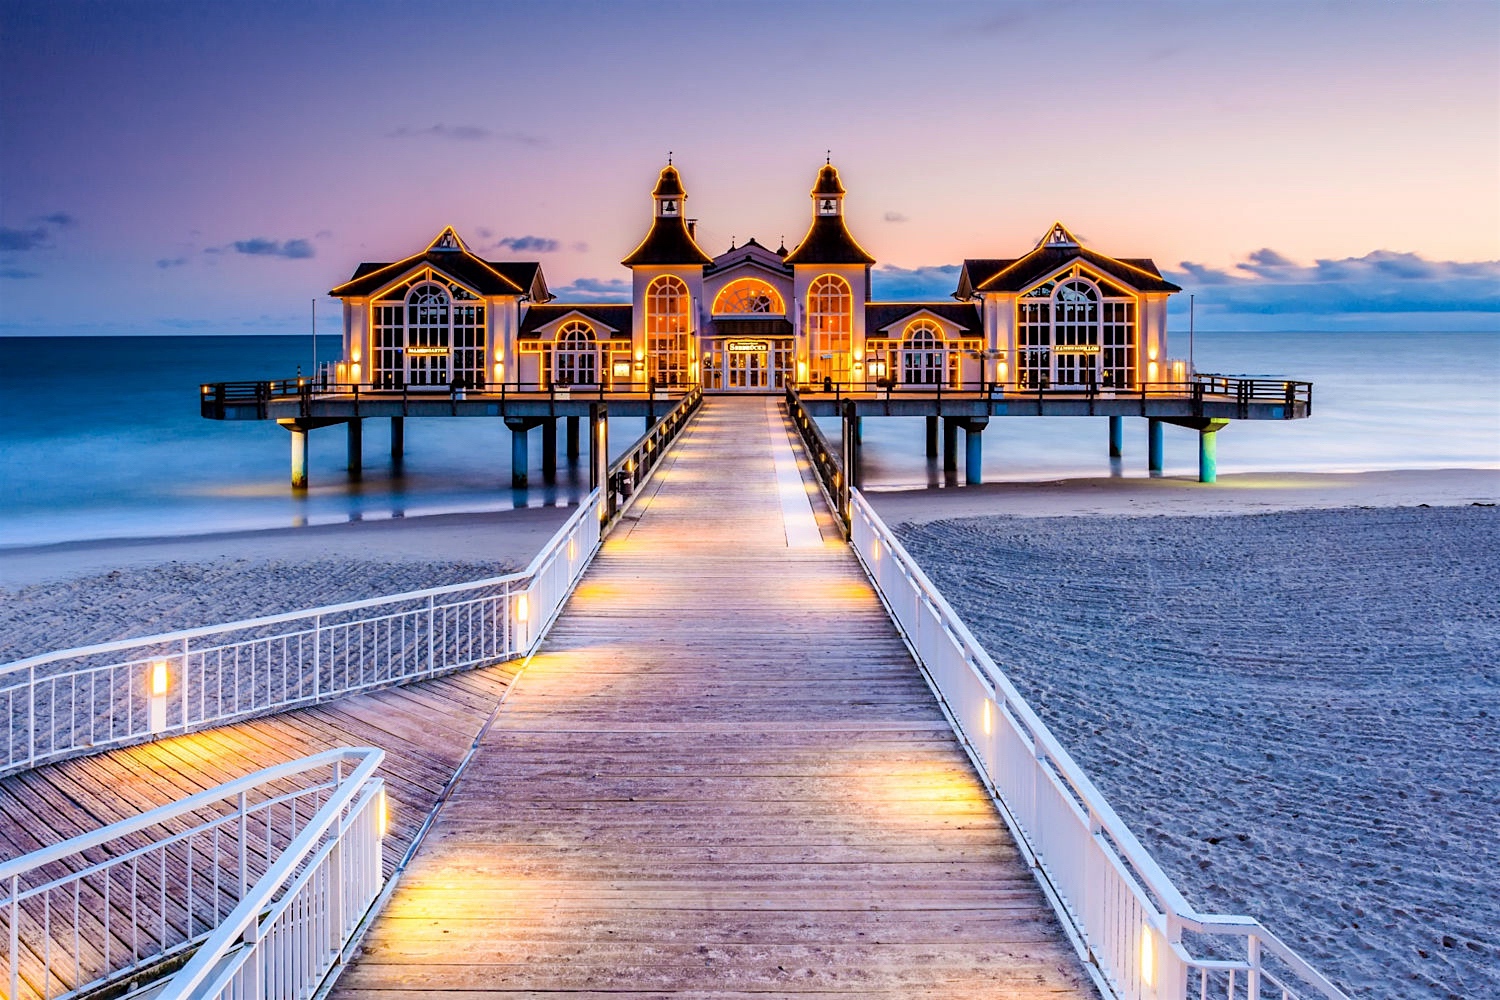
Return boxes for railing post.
[181,636,190,728]
[427,595,436,674]
[237,791,249,899]
[9,873,19,1000]
[27,664,35,768]
[313,614,322,702]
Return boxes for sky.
[1,0,1497,335]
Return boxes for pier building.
[200,160,1311,486]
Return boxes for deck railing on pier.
[200,378,692,419]
[0,748,385,1000]
[845,492,1349,1000]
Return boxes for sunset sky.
[2,0,1497,335]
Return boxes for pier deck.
[332,397,1095,998]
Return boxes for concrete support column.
[290,427,308,489]
[566,416,581,461]
[589,403,608,496]
[964,423,985,486]
[507,424,530,489]
[942,418,959,472]
[925,415,939,458]
[542,419,558,481]
[1199,419,1230,484]
[346,418,362,479]
[1148,418,1164,474]
[1109,415,1123,458]
[841,401,861,497]
[390,417,405,465]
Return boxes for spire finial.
[826,150,831,165]
[667,150,673,165]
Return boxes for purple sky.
[2,0,1497,334]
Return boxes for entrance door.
[728,351,768,388]
[407,351,449,386]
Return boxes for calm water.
[847,330,1500,490]
[1,332,1497,547]
[0,336,647,547]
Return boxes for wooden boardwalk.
[334,397,1095,999]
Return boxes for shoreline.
[864,466,1498,522]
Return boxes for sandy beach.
[875,470,1499,1000]
[0,506,571,661]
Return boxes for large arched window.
[1015,269,1135,389]
[807,274,852,383]
[646,275,691,386]
[901,320,946,385]
[713,278,784,315]
[370,270,486,388]
[554,320,597,385]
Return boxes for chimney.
[686,218,697,239]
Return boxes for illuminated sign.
[1052,345,1102,355]
[725,340,769,353]
[405,346,449,356]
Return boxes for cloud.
[0,226,51,251]
[870,264,961,300]
[35,212,76,227]
[1168,249,1500,317]
[571,241,589,253]
[494,235,561,253]
[549,277,629,302]
[228,237,315,259]
[388,124,547,146]
[156,256,189,269]
[883,211,908,223]
[0,266,40,279]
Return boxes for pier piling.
[1109,415,1123,458]
[942,418,959,473]
[390,417,404,465]
[925,415,939,458]
[290,427,308,489]
[347,418,362,478]
[1148,418,1163,474]
[1198,419,1230,483]
[542,419,558,481]
[964,420,986,485]
[566,416,581,461]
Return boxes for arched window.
[807,274,851,383]
[1014,269,1134,389]
[646,275,690,386]
[406,283,451,386]
[554,320,597,386]
[901,319,946,385]
[713,278,784,315]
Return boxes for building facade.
[328,163,1182,393]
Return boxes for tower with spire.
[784,161,876,385]
[622,163,712,386]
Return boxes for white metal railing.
[0,490,603,778]
[0,748,385,1000]
[847,491,1349,1000]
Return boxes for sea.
[1,331,1497,548]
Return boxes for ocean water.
[0,336,648,547]
[848,330,1500,489]
[1,332,1496,547]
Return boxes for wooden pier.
[324,396,1093,998]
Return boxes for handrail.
[845,491,1348,1000]
[0,398,704,777]
[0,748,384,1000]
[602,386,703,524]
[784,388,847,535]
[783,376,1311,406]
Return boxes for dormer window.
[661,199,679,216]
[818,198,838,216]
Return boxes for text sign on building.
[1052,345,1102,355]
[725,340,770,353]
[405,347,449,356]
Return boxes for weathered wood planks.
[334,398,1096,999]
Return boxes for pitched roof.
[330,228,542,298]
[783,215,875,265]
[959,225,1180,295]
[864,301,981,334]
[621,214,713,266]
[519,304,633,339]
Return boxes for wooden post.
[1108,415,1123,458]
[1148,418,1164,474]
[942,418,959,473]
[290,426,308,489]
[347,418,363,478]
[566,416,581,460]
[391,417,404,465]
[542,418,558,481]
[925,415,939,458]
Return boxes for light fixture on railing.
[377,787,390,839]
[1140,924,1157,988]
[516,593,530,623]
[983,698,993,737]
[149,660,169,734]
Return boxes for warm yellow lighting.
[493,361,503,380]
[634,348,645,361]
[1140,925,1156,987]
[612,360,631,378]
[982,699,993,736]
[376,787,389,839]
[998,361,1008,380]
[1147,345,1158,362]
[568,538,577,561]
[853,347,863,362]
[871,538,881,560]
[797,360,808,380]
[516,593,529,623]
[1147,361,1159,382]
[351,363,361,382]
[151,661,169,697]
